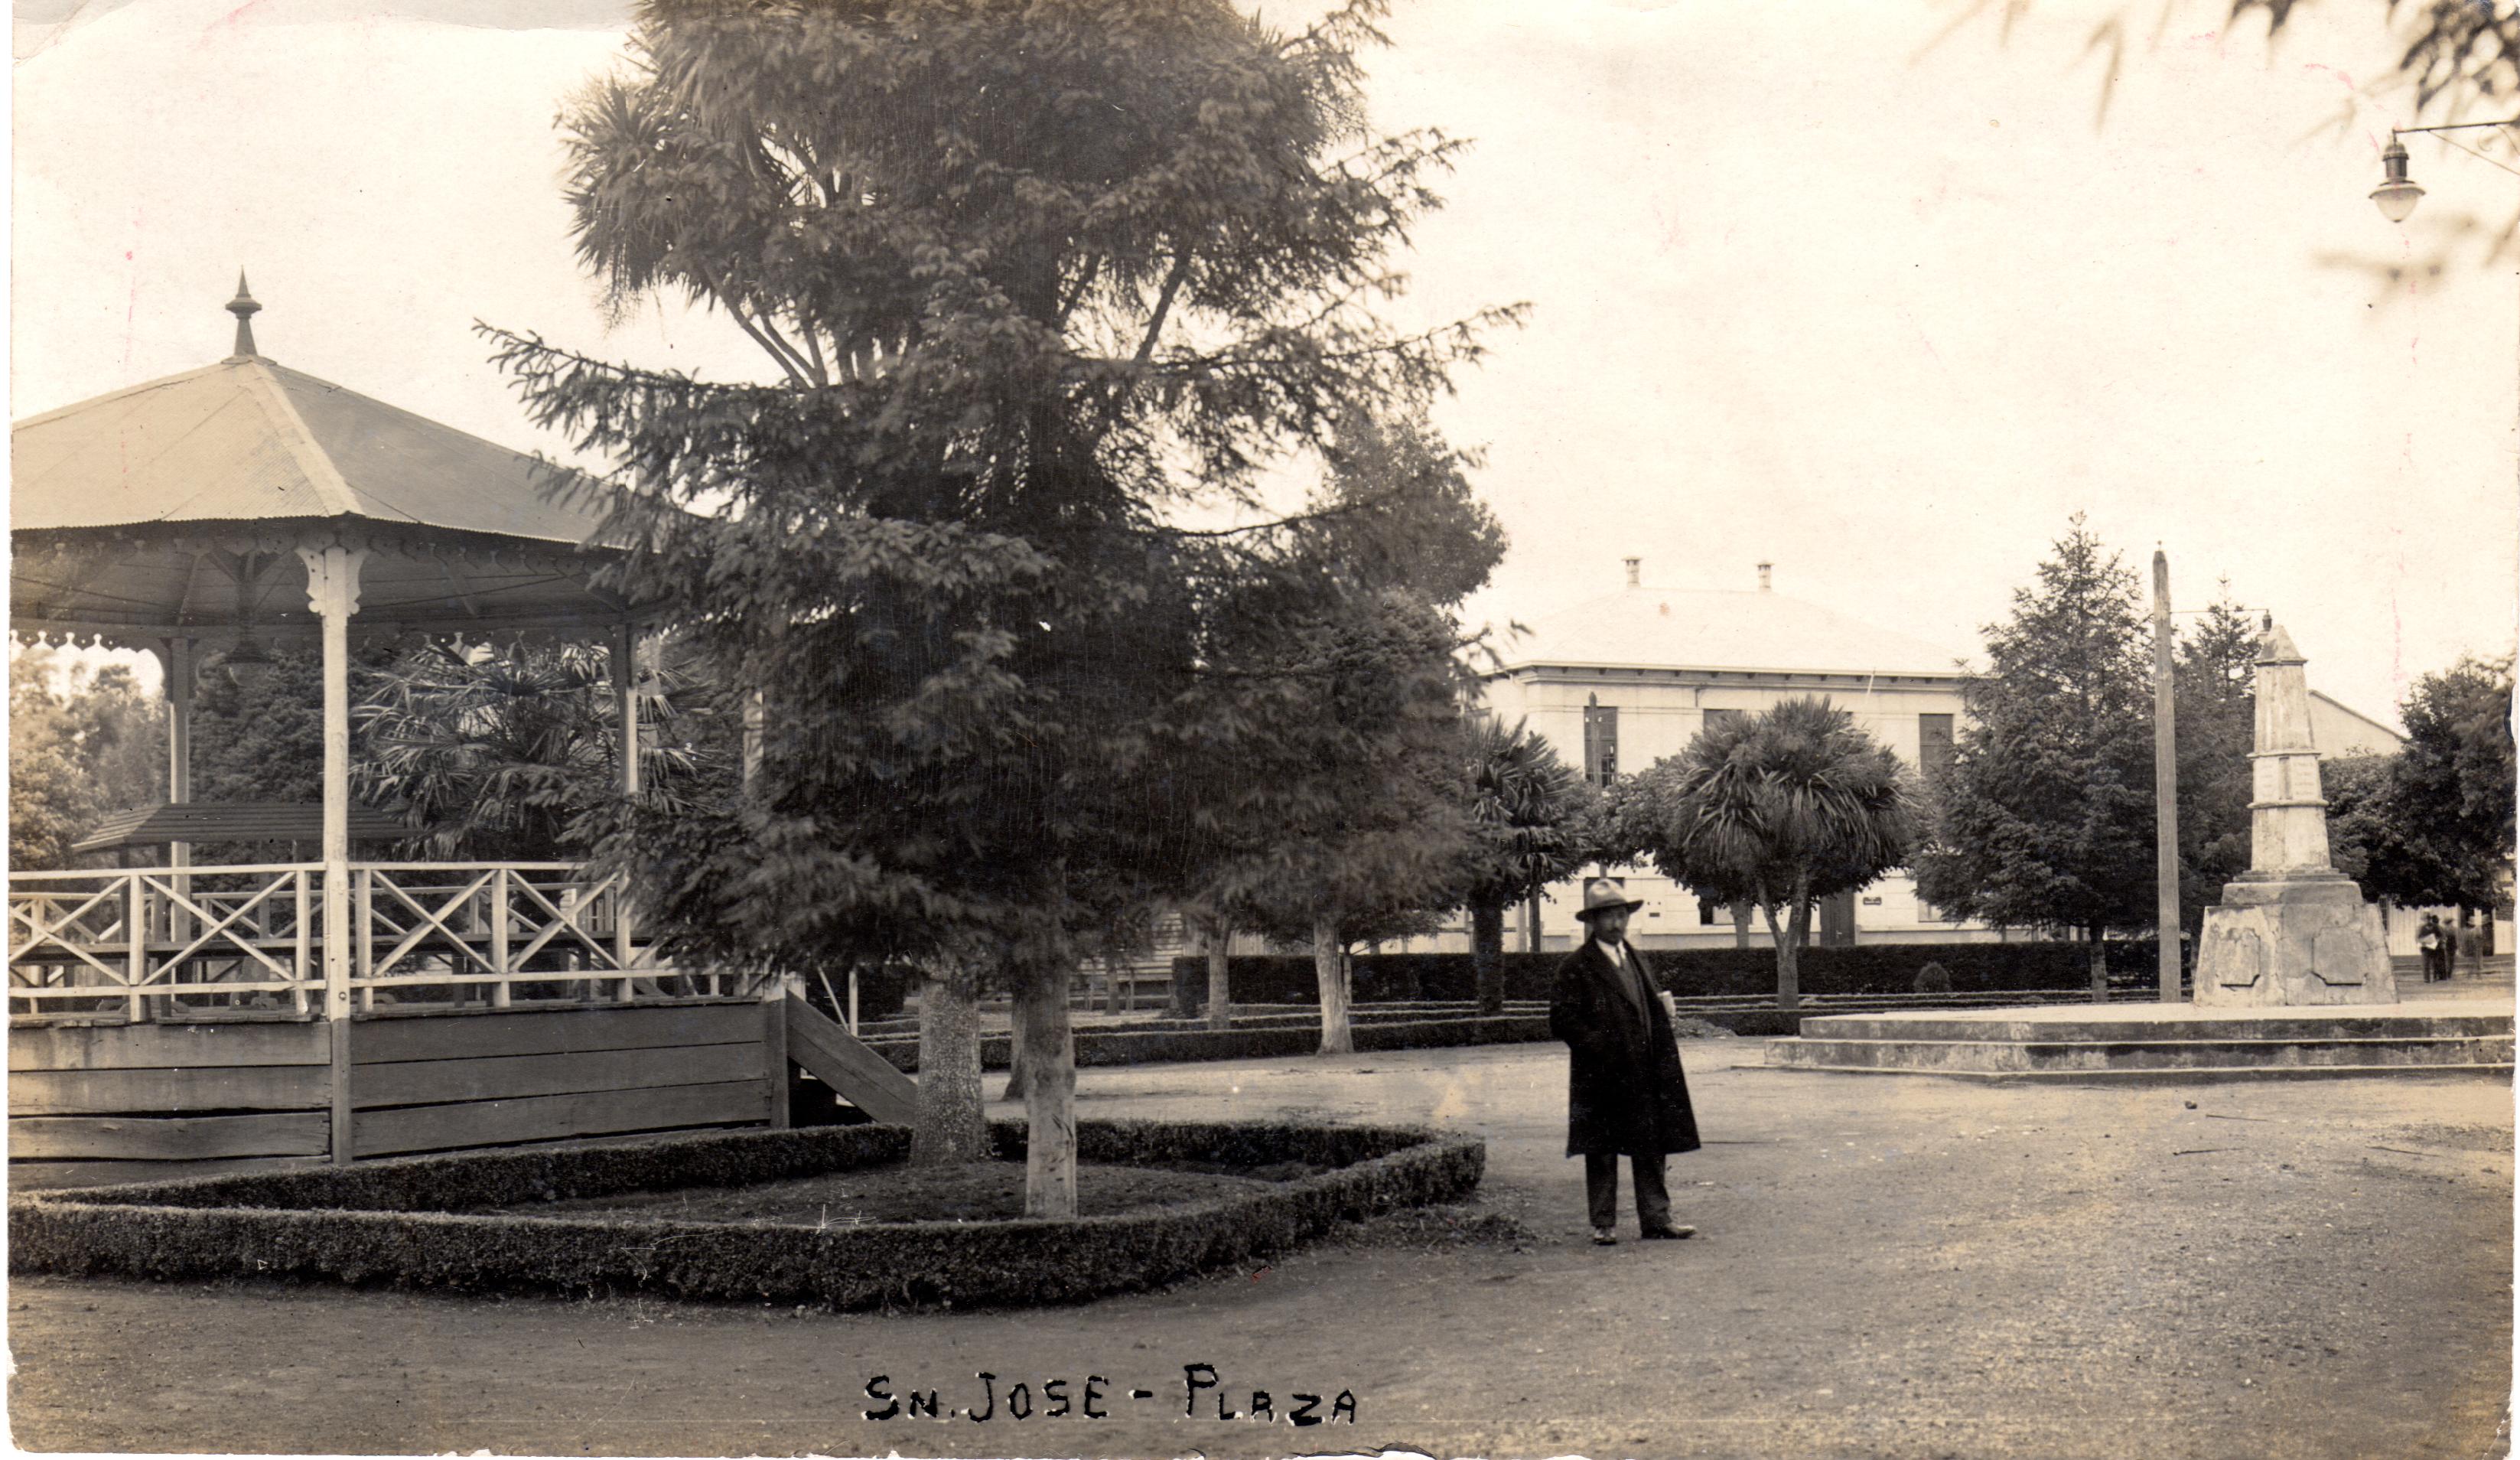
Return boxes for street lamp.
[2369,119,2520,223]
[2370,137,2424,222]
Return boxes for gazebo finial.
[226,271,262,358]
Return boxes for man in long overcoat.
[1550,876,1701,1246]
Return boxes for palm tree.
[352,637,728,860]
[1456,715,1599,1015]
[1611,697,1915,1011]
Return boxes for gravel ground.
[6,1041,2510,1458]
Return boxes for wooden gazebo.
[2,282,888,1185]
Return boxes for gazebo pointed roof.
[11,288,663,650]
[12,354,619,544]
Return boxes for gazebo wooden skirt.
[6,1000,787,1190]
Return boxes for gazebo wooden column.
[161,634,197,969]
[299,544,367,1162]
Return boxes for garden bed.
[485,1159,1302,1225]
[8,1118,1483,1312]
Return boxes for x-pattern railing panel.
[366,869,503,978]
[7,861,718,1017]
[9,880,134,984]
[135,869,302,983]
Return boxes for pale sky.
[12,0,2516,727]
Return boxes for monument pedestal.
[2194,874,2397,1007]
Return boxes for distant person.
[1549,877,1700,1247]
[2418,915,2444,983]
[2441,921,2460,980]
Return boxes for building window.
[1917,898,1964,924]
[1919,713,1955,787]
[1698,897,1723,927]
[1583,696,1619,787]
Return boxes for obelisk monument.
[2193,623,2397,1005]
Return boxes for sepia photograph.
[6,0,2515,1455]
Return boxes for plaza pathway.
[7,1037,2510,1458]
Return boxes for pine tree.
[2170,587,2259,937]
[493,0,1514,1211]
[1913,517,2157,996]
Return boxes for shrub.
[8,1119,1484,1312]
[1913,961,1953,993]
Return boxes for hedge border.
[853,994,2139,1073]
[8,1118,1484,1312]
[1174,941,2168,1004]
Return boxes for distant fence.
[1172,941,2167,1006]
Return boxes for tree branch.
[1130,248,1197,371]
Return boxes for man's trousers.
[1584,1151,1671,1232]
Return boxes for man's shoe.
[1591,1227,1620,1246]
[1640,1224,1696,1240]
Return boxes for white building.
[1461,559,2000,953]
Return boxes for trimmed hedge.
[863,1014,1558,1073]
[1174,940,2165,1005]
[8,1118,1483,1312]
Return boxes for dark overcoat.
[1549,939,1701,1158]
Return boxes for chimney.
[1757,561,1773,592]
[1623,557,1641,588]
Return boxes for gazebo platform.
[1761,999,2515,1083]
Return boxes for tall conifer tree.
[1914,517,2157,996]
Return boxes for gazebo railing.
[8,861,754,1019]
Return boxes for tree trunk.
[1760,901,1801,1012]
[999,1022,1028,1101]
[1730,901,1753,950]
[1314,916,1353,1054]
[1524,891,1544,953]
[1014,969,1078,1219]
[2089,925,2108,1003]
[1471,899,1507,1016]
[1102,952,1126,1015]
[1170,921,1202,1019]
[1205,927,1233,1031]
[910,964,988,1165]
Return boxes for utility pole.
[2152,547,2182,1002]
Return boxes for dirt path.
[8,1043,2511,1458]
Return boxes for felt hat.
[1572,876,1644,921]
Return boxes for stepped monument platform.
[1762,996,2514,1084]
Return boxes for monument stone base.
[2193,874,2398,1007]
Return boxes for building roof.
[70,801,412,854]
[2309,689,2405,757]
[1488,583,1972,679]
[11,354,614,545]
[10,305,666,649]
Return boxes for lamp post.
[2369,119,2517,979]
[2369,122,2520,483]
